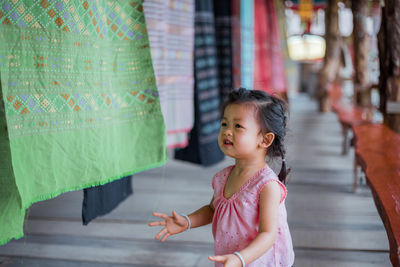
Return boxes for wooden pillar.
[352,0,371,107]
[317,0,342,112]
[378,0,400,133]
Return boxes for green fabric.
[0,94,25,244]
[0,0,167,245]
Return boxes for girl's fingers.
[148,220,166,227]
[208,255,226,263]
[160,233,171,242]
[152,212,169,219]
[172,210,179,219]
[155,227,168,240]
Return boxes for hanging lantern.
[287,34,326,61]
[298,0,313,23]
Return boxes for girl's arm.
[187,196,215,228]
[209,182,281,266]
[149,197,215,242]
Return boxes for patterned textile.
[82,175,133,225]
[231,0,241,90]
[0,0,167,245]
[254,0,286,94]
[213,0,233,102]
[143,0,195,149]
[240,0,254,89]
[175,0,224,166]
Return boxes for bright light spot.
[339,7,353,36]
[287,34,326,61]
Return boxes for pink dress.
[212,165,295,267]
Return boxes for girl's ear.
[260,132,275,148]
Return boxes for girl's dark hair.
[221,88,290,184]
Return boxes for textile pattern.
[213,0,232,102]
[0,0,167,245]
[143,0,195,149]
[175,0,224,166]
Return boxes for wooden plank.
[0,257,8,265]
[294,248,391,267]
[0,257,148,267]
[292,228,389,251]
[0,242,205,267]
[21,219,389,251]
[23,219,213,244]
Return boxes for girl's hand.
[148,211,188,242]
[208,254,242,267]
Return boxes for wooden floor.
[0,94,391,267]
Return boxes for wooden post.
[378,0,400,133]
[352,0,371,108]
[317,0,342,112]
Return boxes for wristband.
[181,214,191,230]
[233,251,245,267]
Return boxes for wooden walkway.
[0,94,391,267]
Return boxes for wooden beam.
[379,0,400,133]
[352,0,371,108]
[317,0,342,112]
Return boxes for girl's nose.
[224,129,232,136]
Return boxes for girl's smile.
[222,138,233,147]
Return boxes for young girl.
[149,88,295,266]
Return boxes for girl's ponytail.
[278,145,290,184]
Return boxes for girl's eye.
[221,122,227,127]
[235,124,242,128]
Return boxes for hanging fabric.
[254,0,272,91]
[0,0,166,245]
[254,0,287,95]
[174,0,224,166]
[231,0,242,90]
[144,0,195,149]
[213,0,233,102]
[267,0,287,95]
[240,0,254,89]
[82,175,133,225]
[275,0,292,98]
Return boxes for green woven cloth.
[0,0,167,245]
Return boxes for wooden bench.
[353,123,400,266]
[329,83,373,155]
[332,102,373,154]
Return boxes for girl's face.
[218,103,265,160]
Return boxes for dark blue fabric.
[82,175,133,225]
[175,0,224,166]
[214,0,233,102]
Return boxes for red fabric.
[254,0,271,91]
[253,0,286,94]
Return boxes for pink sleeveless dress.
[212,165,295,267]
